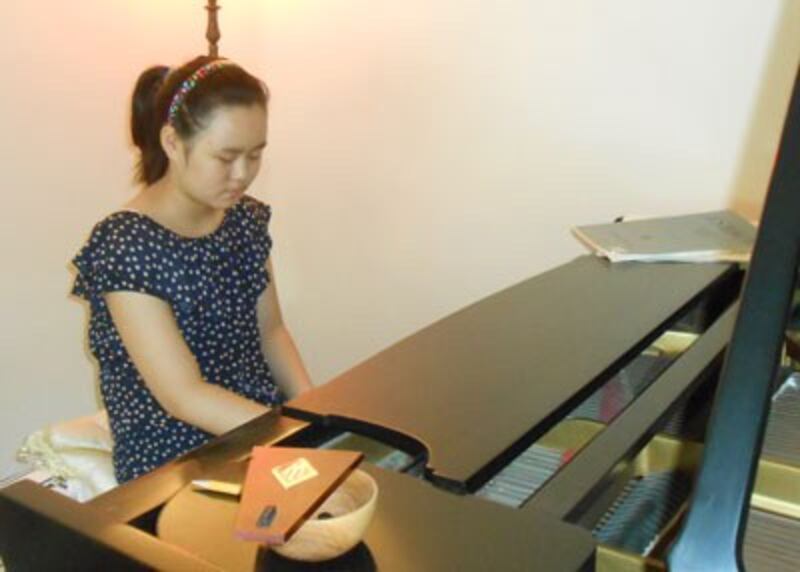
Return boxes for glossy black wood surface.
[90,409,309,522]
[286,256,736,488]
[0,480,219,571]
[669,65,800,572]
[0,256,740,571]
[0,410,309,571]
[156,463,596,572]
[526,303,736,524]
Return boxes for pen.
[191,479,242,496]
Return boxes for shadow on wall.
[727,0,800,221]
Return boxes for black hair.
[130,56,269,185]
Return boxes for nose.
[229,157,249,183]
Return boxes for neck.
[128,175,225,238]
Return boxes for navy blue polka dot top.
[72,195,284,483]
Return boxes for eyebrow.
[219,141,268,153]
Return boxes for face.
[163,104,268,209]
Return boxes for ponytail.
[131,66,170,185]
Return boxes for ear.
[159,123,183,163]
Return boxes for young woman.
[72,56,312,483]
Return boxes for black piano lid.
[668,65,800,571]
[155,463,597,572]
[286,255,736,490]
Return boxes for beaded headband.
[167,59,235,125]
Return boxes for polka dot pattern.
[72,196,284,483]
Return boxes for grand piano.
[2,72,798,572]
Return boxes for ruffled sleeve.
[243,195,272,248]
[71,213,170,305]
[238,197,273,297]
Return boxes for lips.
[224,188,246,199]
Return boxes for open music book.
[572,210,756,263]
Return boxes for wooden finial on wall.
[206,1,221,57]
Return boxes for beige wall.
[1,1,797,477]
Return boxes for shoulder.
[237,195,272,227]
[77,211,175,266]
[228,196,273,258]
[81,212,139,253]
[87,211,158,242]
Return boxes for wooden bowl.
[271,469,378,562]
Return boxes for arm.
[105,292,269,435]
[257,258,314,399]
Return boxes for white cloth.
[17,410,118,502]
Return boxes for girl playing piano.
[72,56,312,483]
